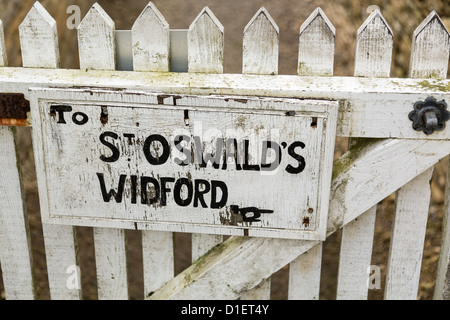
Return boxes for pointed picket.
[336,9,392,300]
[188,7,224,73]
[18,2,81,300]
[19,1,60,68]
[354,9,393,77]
[188,6,225,268]
[77,2,116,70]
[243,7,279,75]
[77,2,129,299]
[132,1,170,72]
[409,11,450,78]
[298,7,335,76]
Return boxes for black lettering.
[72,112,89,125]
[141,177,160,205]
[99,131,120,163]
[160,177,175,206]
[200,138,223,169]
[222,138,242,170]
[143,134,170,165]
[194,179,211,208]
[50,105,72,124]
[130,175,137,204]
[286,141,306,174]
[123,133,135,145]
[261,141,282,171]
[173,178,193,207]
[174,135,191,166]
[210,180,228,209]
[97,173,126,203]
[243,139,260,171]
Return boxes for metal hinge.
[0,93,31,126]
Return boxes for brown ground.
[1,0,450,300]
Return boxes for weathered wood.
[384,168,434,299]
[132,1,170,72]
[336,9,392,300]
[41,224,81,299]
[243,7,279,75]
[77,3,116,70]
[149,138,450,299]
[354,9,393,78]
[298,7,335,76]
[142,231,174,297]
[336,206,376,299]
[0,20,7,67]
[434,157,450,300]
[18,2,60,68]
[19,2,80,300]
[3,67,450,139]
[288,244,322,300]
[188,7,223,73]
[93,228,129,299]
[0,126,35,300]
[409,11,450,79]
[187,6,226,266]
[76,2,128,300]
[288,7,335,299]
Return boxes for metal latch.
[0,93,31,126]
[409,97,450,135]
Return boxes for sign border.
[29,87,338,240]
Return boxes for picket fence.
[1,1,450,300]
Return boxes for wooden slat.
[0,127,35,300]
[434,156,450,299]
[130,2,175,297]
[337,9,392,300]
[298,7,335,76]
[409,11,450,79]
[354,9,393,78]
[142,231,174,297]
[93,228,128,299]
[288,7,335,300]
[337,207,376,299]
[243,7,279,75]
[18,2,59,68]
[77,3,128,299]
[19,2,80,300]
[0,20,7,67]
[384,11,449,300]
[288,244,322,300]
[188,7,224,265]
[149,138,450,299]
[240,8,278,298]
[187,7,223,73]
[77,3,116,71]
[384,168,434,299]
[7,66,450,139]
[132,1,170,72]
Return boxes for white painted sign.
[29,88,337,240]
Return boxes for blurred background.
[0,0,449,300]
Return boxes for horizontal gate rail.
[0,67,449,140]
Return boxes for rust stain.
[0,93,31,126]
[100,106,109,125]
[302,216,310,227]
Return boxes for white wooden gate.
[1,2,450,300]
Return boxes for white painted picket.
[1,1,450,301]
